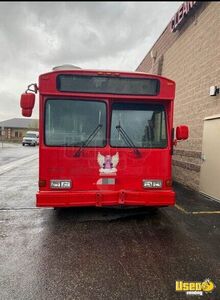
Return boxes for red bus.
[20,66,189,208]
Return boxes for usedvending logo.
[175,279,215,296]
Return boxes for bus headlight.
[143,180,162,189]
[50,180,72,189]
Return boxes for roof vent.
[52,64,81,71]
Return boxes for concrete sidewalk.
[174,182,220,213]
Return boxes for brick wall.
[1,128,38,142]
[136,2,220,190]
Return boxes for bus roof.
[40,66,175,84]
[38,67,175,100]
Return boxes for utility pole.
[1,126,4,148]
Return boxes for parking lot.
[0,144,220,299]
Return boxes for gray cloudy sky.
[0,1,181,121]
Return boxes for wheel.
[22,143,25,146]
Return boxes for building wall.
[1,127,38,142]
[11,128,28,141]
[137,2,220,190]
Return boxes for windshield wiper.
[116,124,141,157]
[74,124,103,157]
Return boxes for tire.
[22,143,25,146]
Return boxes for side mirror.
[176,125,189,140]
[20,93,35,117]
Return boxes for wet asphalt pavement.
[0,144,220,299]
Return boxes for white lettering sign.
[170,1,198,32]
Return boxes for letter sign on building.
[170,1,198,32]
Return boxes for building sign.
[170,1,198,32]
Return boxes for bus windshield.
[110,103,167,148]
[45,99,106,147]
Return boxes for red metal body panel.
[37,190,175,207]
[37,69,176,208]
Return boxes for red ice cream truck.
[20,65,188,208]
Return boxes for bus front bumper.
[36,190,175,207]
